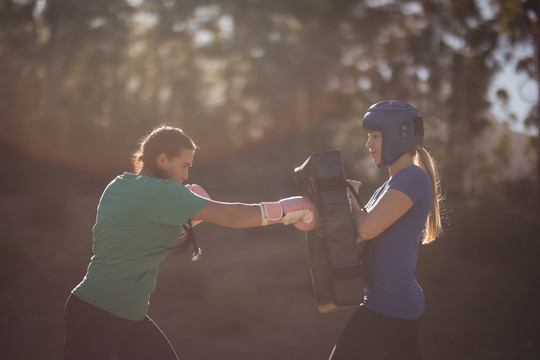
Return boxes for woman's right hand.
[260,196,316,231]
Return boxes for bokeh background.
[1,0,539,359]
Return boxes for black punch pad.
[295,149,364,312]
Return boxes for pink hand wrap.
[259,196,316,231]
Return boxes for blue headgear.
[362,100,424,166]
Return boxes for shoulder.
[152,179,193,198]
[392,165,429,185]
[389,166,430,202]
[129,173,186,191]
[116,174,194,200]
[395,165,427,178]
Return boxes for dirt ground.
[1,194,539,359]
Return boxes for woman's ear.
[156,153,168,169]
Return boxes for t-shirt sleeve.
[152,181,210,226]
[388,166,428,204]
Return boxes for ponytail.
[414,147,443,244]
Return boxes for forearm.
[193,201,264,228]
[351,188,414,240]
[215,201,263,228]
[192,197,316,231]
[350,200,372,240]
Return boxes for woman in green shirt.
[63,125,315,360]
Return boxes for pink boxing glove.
[259,196,316,231]
[185,184,211,226]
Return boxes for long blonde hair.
[413,146,443,244]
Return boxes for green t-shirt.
[72,173,209,320]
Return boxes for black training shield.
[295,149,364,313]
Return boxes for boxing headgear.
[362,100,424,166]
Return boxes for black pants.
[329,304,423,360]
[63,294,179,360]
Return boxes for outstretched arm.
[190,192,316,230]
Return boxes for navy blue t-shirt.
[362,165,432,319]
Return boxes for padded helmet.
[362,100,424,166]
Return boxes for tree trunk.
[525,0,540,207]
[536,41,540,208]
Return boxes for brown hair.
[132,125,197,179]
[413,146,444,244]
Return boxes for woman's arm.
[349,181,413,240]
[192,201,264,228]
[189,194,316,230]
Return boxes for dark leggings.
[329,304,423,360]
[63,294,179,360]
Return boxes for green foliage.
[0,0,537,204]
[499,0,528,41]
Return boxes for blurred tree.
[41,0,134,169]
[0,0,42,149]
[493,0,539,205]
[402,0,499,196]
[1,0,537,201]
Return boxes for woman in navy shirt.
[330,101,444,360]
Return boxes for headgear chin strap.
[362,100,424,166]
